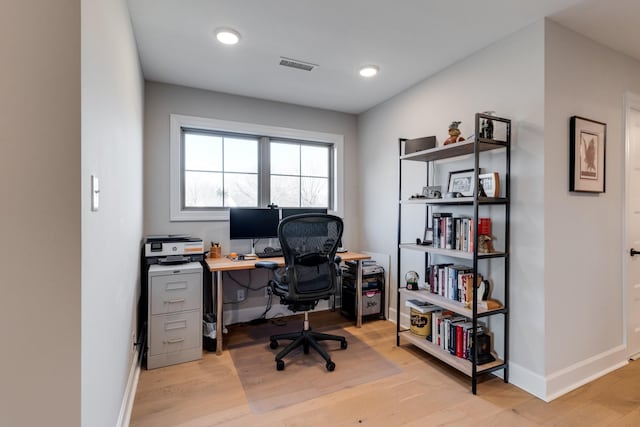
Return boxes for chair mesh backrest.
[278,214,344,299]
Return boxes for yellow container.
[410,308,432,336]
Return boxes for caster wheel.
[270,340,278,349]
[340,340,348,350]
[303,343,310,354]
[326,361,335,372]
[276,360,285,371]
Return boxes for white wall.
[0,2,81,426]
[357,22,547,395]
[81,0,144,425]
[144,82,358,322]
[543,19,640,399]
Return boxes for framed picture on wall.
[569,116,606,193]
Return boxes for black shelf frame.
[396,113,511,395]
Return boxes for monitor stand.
[245,239,257,258]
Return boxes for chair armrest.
[255,261,279,270]
[334,255,342,264]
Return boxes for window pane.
[271,142,300,175]
[184,171,222,207]
[224,173,258,207]
[184,133,222,171]
[301,177,328,207]
[271,175,300,206]
[224,137,258,173]
[301,145,329,177]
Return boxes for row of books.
[406,299,487,361]
[432,213,491,252]
[427,263,480,306]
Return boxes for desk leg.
[215,271,223,355]
[356,259,363,328]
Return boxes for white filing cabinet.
[147,262,202,369]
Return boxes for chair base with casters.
[270,311,347,371]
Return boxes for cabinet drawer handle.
[163,338,185,344]
[165,298,186,304]
[166,281,188,291]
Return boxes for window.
[182,131,259,208]
[270,141,331,208]
[170,115,344,221]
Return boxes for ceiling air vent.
[279,57,317,72]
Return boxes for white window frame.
[170,114,344,221]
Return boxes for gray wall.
[357,22,547,395]
[543,19,640,398]
[144,82,358,322]
[81,0,144,425]
[0,1,81,426]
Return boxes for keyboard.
[255,249,283,258]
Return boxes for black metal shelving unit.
[396,113,511,394]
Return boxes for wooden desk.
[205,251,371,355]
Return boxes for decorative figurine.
[405,271,420,291]
[480,111,495,140]
[443,121,465,145]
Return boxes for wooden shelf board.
[400,140,507,163]
[398,243,506,260]
[401,197,508,206]
[399,288,504,317]
[399,331,505,376]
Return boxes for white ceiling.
[127,0,639,114]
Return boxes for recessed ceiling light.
[215,28,240,45]
[359,65,379,78]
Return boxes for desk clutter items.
[209,242,221,258]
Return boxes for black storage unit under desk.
[341,271,385,320]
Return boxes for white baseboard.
[117,349,141,427]
[544,345,628,401]
[509,361,546,400]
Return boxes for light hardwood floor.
[131,312,640,426]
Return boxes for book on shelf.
[478,217,491,236]
[404,299,440,314]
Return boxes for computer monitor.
[280,207,328,218]
[229,208,280,240]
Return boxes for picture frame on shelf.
[569,116,606,193]
[422,185,442,199]
[478,172,500,198]
[447,169,475,197]
[422,228,433,245]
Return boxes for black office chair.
[256,213,347,371]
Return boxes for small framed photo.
[447,169,475,197]
[423,228,433,245]
[422,185,442,199]
[478,172,500,198]
[570,116,606,193]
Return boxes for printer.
[143,235,205,265]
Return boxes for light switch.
[91,175,100,211]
